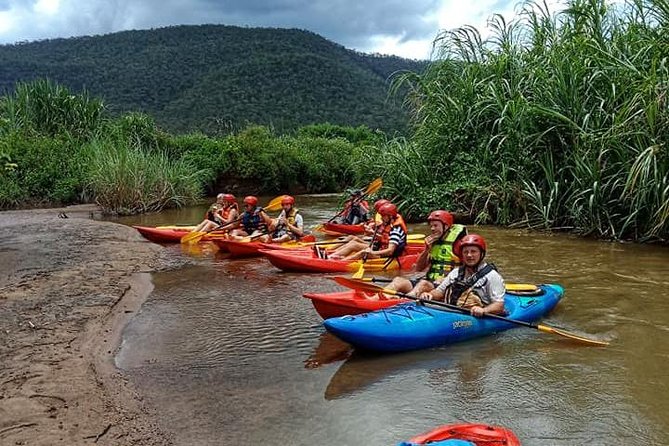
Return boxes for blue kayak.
[323,284,564,352]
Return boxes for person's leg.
[386,277,414,294]
[329,240,367,259]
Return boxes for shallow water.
[113,195,669,445]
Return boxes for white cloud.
[34,0,60,15]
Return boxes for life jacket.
[374,215,407,253]
[343,199,370,224]
[426,224,466,282]
[241,206,267,234]
[447,263,497,306]
[273,207,301,239]
[220,202,239,222]
[205,204,222,222]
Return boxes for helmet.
[281,195,295,205]
[378,203,398,217]
[243,195,258,206]
[374,199,390,212]
[222,193,236,203]
[455,234,487,259]
[427,210,453,228]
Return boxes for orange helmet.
[455,234,487,259]
[222,193,236,203]
[281,195,295,205]
[243,196,258,206]
[427,210,453,228]
[378,203,398,217]
[374,199,391,212]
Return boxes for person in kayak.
[191,193,239,233]
[419,234,506,317]
[229,195,273,241]
[335,189,370,225]
[387,210,467,296]
[328,202,407,260]
[271,195,305,243]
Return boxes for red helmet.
[455,234,487,258]
[243,195,258,206]
[222,193,236,203]
[374,199,390,212]
[427,210,453,228]
[281,195,295,205]
[378,203,398,217]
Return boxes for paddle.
[325,177,383,224]
[180,195,286,244]
[358,276,540,292]
[332,276,609,346]
[351,226,380,279]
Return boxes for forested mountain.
[0,25,426,134]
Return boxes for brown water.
[113,195,669,445]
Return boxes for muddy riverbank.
[0,205,172,445]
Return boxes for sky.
[0,0,565,59]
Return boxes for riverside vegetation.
[1,0,668,243]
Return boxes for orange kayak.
[303,289,409,319]
[214,234,317,258]
[399,423,521,445]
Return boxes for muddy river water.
[111,195,669,445]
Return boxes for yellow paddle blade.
[264,195,289,212]
[537,324,610,346]
[507,283,539,292]
[180,231,206,244]
[351,263,365,279]
[364,177,383,196]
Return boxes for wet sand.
[0,205,171,445]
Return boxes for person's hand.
[419,292,432,300]
[424,233,439,248]
[471,306,486,317]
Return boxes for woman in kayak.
[271,195,305,243]
[191,193,239,233]
[328,203,407,260]
[386,210,467,296]
[229,195,274,241]
[419,234,506,317]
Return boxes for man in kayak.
[335,189,370,225]
[191,193,239,233]
[271,195,305,243]
[387,210,466,296]
[328,202,407,260]
[229,195,274,241]
[419,234,506,317]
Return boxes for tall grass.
[384,0,669,241]
[85,139,206,215]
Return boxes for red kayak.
[214,234,317,258]
[134,225,192,243]
[259,246,422,273]
[400,423,521,446]
[303,290,410,319]
[321,222,365,235]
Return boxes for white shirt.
[435,261,506,305]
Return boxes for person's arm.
[414,234,439,272]
[420,270,456,301]
[471,273,506,317]
[286,214,304,237]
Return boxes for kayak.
[398,423,521,446]
[304,284,545,319]
[134,225,229,244]
[259,246,423,273]
[214,234,317,258]
[320,222,365,235]
[304,290,410,319]
[134,225,193,243]
[323,284,563,352]
[260,233,426,253]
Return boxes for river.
[110,194,669,445]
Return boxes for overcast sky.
[0,0,565,58]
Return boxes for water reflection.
[113,195,669,446]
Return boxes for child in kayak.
[335,189,370,225]
[229,195,274,241]
[420,234,506,317]
[328,203,407,260]
[271,195,305,243]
